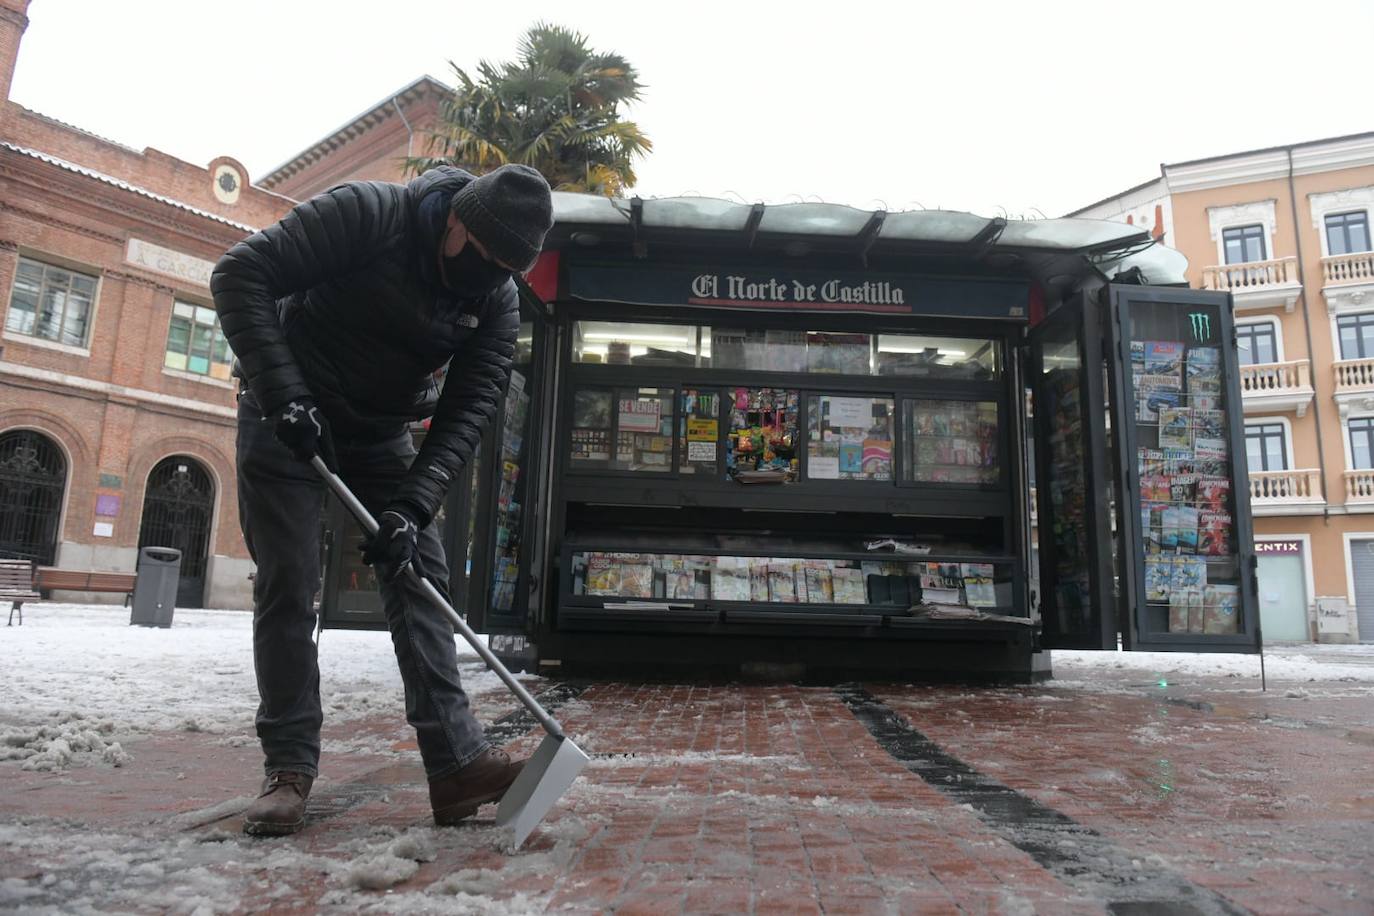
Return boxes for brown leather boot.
[429,747,526,825]
[243,771,314,837]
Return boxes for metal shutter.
[1349,540,1374,642]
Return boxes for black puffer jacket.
[211,166,520,524]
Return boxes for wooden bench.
[2,558,40,626]
[34,567,138,612]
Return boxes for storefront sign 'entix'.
[568,265,1029,320]
[690,274,905,307]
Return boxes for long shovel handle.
[310,455,564,739]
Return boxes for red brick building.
[0,0,294,606]
[0,0,457,607]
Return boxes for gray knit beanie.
[450,164,554,271]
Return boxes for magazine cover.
[1158,407,1193,449]
[667,571,697,600]
[620,563,655,599]
[1145,341,1184,378]
[1187,586,1205,634]
[1142,502,1164,553]
[712,562,751,601]
[1138,448,1168,476]
[1169,589,1190,632]
[1161,506,1183,550]
[1196,476,1231,511]
[1145,558,1172,603]
[963,577,997,607]
[1203,584,1240,634]
[1170,474,1197,505]
[1176,506,1200,553]
[862,440,893,478]
[1140,475,1171,502]
[585,557,623,597]
[767,563,798,602]
[1199,512,1232,556]
[1187,347,1222,393]
[1163,448,1195,473]
[832,567,867,604]
[1194,437,1228,460]
[804,565,835,603]
[1172,556,1206,591]
[749,563,770,602]
[1194,409,1225,440]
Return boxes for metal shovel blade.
[496,732,590,848]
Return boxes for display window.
[679,388,721,476]
[568,550,1014,611]
[572,320,1002,380]
[903,399,999,485]
[1123,300,1246,639]
[726,387,799,482]
[806,395,895,481]
[877,334,1001,380]
[568,386,676,472]
[573,321,705,366]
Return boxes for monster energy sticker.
[1188,312,1213,343]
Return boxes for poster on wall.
[618,398,661,432]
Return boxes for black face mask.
[443,240,512,298]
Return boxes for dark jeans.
[235,393,487,780]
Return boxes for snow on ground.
[1053,643,1374,683]
[0,603,499,772]
[2,603,1371,772]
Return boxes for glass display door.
[467,301,552,634]
[1107,286,1260,652]
[1028,292,1117,649]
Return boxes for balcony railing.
[1249,469,1322,503]
[1240,359,1310,395]
[1322,251,1374,287]
[1334,357,1374,393]
[1344,469,1374,501]
[1201,257,1298,292]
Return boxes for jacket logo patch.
[457,314,479,328]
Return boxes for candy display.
[726,387,800,482]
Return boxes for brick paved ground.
[2,657,1372,914]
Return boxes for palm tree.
[408,23,652,196]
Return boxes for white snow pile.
[0,816,593,914]
[0,713,131,772]
[0,604,502,772]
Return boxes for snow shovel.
[311,455,588,848]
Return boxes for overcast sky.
[10,0,1372,217]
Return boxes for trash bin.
[130,546,181,628]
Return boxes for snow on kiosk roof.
[545,192,1189,287]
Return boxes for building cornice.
[1165,134,1374,194]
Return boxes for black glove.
[272,397,338,472]
[361,506,424,584]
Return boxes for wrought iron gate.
[0,429,67,565]
[139,456,214,608]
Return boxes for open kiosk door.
[1106,285,1260,652]
[466,292,555,653]
[1029,290,1118,649]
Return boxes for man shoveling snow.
[211,163,553,836]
